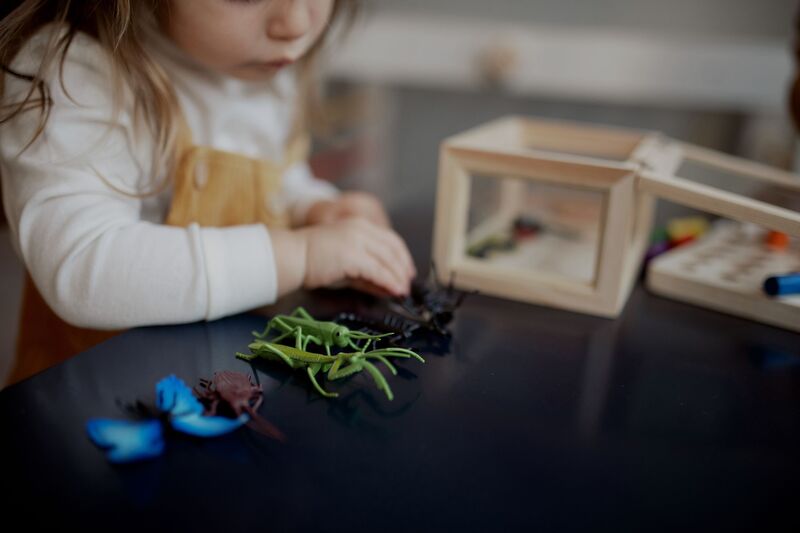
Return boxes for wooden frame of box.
[432,116,800,317]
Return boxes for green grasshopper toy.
[239,307,424,400]
[253,306,390,355]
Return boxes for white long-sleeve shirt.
[0,27,338,329]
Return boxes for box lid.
[636,138,800,236]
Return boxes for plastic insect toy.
[194,370,285,441]
[467,217,540,259]
[253,306,391,355]
[334,311,420,344]
[512,215,541,239]
[334,264,471,344]
[466,233,516,258]
[236,338,424,401]
[87,375,252,463]
[386,263,471,337]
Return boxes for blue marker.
[763,272,800,297]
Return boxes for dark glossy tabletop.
[2,214,800,532]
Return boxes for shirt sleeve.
[0,30,278,329]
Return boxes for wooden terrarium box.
[432,116,800,317]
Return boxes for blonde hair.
[0,0,359,193]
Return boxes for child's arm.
[0,33,276,328]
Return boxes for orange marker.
[669,235,695,248]
[765,231,789,250]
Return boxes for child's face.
[163,0,335,80]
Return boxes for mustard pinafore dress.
[7,120,309,386]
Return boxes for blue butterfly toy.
[87,375,248,463]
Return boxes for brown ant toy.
[194,371,285,441]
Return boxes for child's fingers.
[383,229,416,279]
[365,224,416,280]
[344,218,413,284]
[362,226,413,291]
[351,252,405,297]
[365,238,410,296]
[360,239,408,296]
[301,217,414,296]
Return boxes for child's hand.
[302,218,415,297]
[305,191,391,228]
[270,218,416,299]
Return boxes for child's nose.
[267,0,312,42]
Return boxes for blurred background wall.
[317,0,797,225]
[0,0,797,383]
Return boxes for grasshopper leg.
[235,351,257,362]
[328,361,363,381]
[360,359,394,401]
[292,307,315,320]
[269,316,302,345]
[370,355,397,376]
[306,364,338,398]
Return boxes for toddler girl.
[0,0,415,385]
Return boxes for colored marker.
[763,272,800,296]
[645,240,670,262]
[765,230,790,251]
